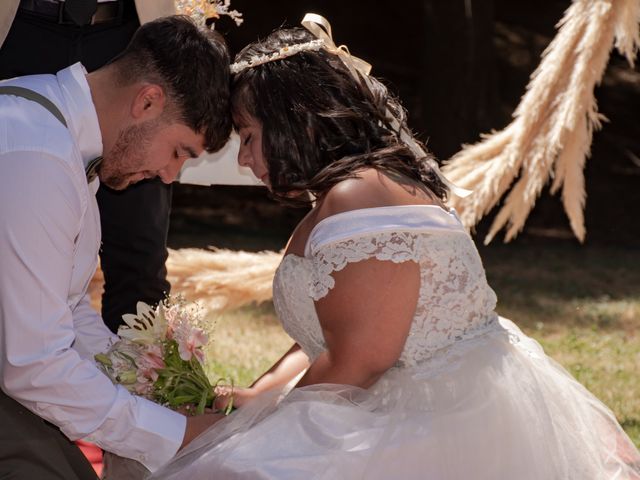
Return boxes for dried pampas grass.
[166,248,282,311]
[443,0,640,244]
[89,248,283,313]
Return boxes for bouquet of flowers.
[96,298,231,479]
[95,297,225,415]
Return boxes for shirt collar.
[56,63,103,172]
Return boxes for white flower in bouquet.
[119,301,168,345]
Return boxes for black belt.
[18,0,124,26]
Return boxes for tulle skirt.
[150,319,640,479]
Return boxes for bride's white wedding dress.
[152,206,639,479]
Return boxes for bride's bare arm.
[215,343,309,409]
[296,258,420,389]
[250,343,310,392]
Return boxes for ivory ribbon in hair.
[301,13,373,77]
[301,13,472,198]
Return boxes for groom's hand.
[180,413,225,450]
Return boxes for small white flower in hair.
[230,39,325,74]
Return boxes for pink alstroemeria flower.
[138,345,165,381]
[139,367,159,383]
[142,345,165,367]
[177,328,208,363]
[134,377,154,396]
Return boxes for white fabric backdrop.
[178,132,261,186]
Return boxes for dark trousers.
[0,390,98,480]
[0,1,171,332]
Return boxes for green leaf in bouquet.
[170,395,197,404]
[94,353,112,367]
[152,339,215,412]
[197,390,208,415]
[115,370,138,385]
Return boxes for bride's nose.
[237,148,252,168]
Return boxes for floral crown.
[230,39,324,74]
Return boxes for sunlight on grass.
[527,326,639,448]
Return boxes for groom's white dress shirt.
[0,63,185,472]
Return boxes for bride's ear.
[131,84,166,121]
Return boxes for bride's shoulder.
[315,168,440,221]
[286,168,446,257]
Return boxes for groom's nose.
[158,159,186,184]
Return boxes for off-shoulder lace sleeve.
[309,231,421,301]
[304,206,466,301]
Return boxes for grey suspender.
[0,85,102,182]
[0,85,68,127]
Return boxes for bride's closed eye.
[243,134,252,146]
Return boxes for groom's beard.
[99,120,157,190]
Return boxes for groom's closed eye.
[182,144,199,159]
[175,144,199,160]
[243,134,252,146]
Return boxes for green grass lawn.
[204,244,640,448]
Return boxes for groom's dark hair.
[109,15,231,153]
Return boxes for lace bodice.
[272,206,499,368]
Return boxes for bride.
[152,17,640,479]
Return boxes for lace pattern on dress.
[309,231,421,301]
[301,229,499,367]
[273,255,328,362]
[273,207,500,367]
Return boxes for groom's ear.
[130,84,167,121]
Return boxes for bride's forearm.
[296,352,385,389]
[215,345,309,410]
[250,343,310,394]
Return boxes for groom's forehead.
[162,124,206,153]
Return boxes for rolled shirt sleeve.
[0,151,185,472]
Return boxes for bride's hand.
[214,385,257,411]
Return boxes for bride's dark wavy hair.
[231,27,448,207]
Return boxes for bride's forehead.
[232,110,260,130]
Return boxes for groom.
[0,15,230,479]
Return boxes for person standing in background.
[0,0,177,332]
